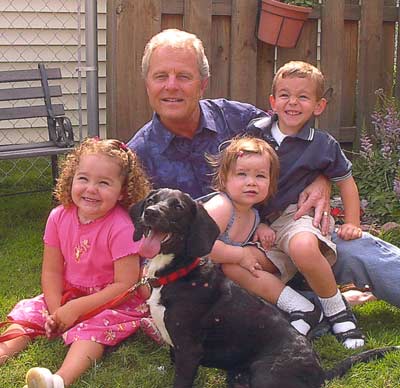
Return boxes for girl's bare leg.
[222,263,321,336]
[222,263,284,303]
[0,324,31,365]
[56,340,104,386]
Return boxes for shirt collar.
[151,101,218,154]
[264,116,315,141]
[151,113,176,154]
[199,100,218,133]
[295,120,315,141]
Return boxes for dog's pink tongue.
[139,230,165,259]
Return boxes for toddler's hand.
[137,282,152,300]
[53,300,81,332]
[240,247,263,277]
[337,223,362,240]
[253,223,276,250]
[45,315,60,338]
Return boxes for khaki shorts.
[267,204,337,284]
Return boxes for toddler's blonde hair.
[207,136,280,203]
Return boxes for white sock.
[277,286,318,336]
[53,374,65,388]
[319,289,364,349]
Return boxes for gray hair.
[141,29,210,80]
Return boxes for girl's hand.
[239,247,263,277]
[45,314,60,338]
[52,300,82,332]
[337,223,363,240]
[253,223,276,250]
[137,282,152,300]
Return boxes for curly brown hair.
[53,138,151,209]
[206,136,280,204]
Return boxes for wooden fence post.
[319,0,345,140]
[230,0,258,104]
[357,0,384,140]
[184,0,213,98]
[106,0,161,142]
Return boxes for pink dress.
[8,204,150,346]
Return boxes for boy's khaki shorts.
[266,204,337,284]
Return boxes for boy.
[248,61,365,349]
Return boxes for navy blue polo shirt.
[247,116,352,218]
[128,99,266,198]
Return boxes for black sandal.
[325,300,365,344]
[289,305,325,338]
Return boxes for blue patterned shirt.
[128,99,266,198]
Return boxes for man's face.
[145,46,208,132]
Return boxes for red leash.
[0,281,146,343]
[0,259,203,343]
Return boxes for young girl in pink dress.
[0,138,153,388]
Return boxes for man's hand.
[294,175,331,235]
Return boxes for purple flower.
[394,176,400,198]
[360,134,373,158]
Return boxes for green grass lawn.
[1,191,400,387]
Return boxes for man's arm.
[294,175,332,235]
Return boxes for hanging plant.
[257,0,315,48]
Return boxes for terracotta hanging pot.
[257,0,312,48]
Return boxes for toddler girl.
[0,138,152,388]
[201,136,324,338]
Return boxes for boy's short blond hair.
[272,61,325,101]
[207,136,280,203]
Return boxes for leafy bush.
[379,226,400,247]
[283,0,315,7]
[352,90,400,224]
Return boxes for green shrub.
[352,90,400,224]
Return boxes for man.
[128,28,400,308]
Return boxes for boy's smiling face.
[269,76,326,135]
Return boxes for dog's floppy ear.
[186,203,220,258]
[129,198,146,241]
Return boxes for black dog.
[130,188,398,388]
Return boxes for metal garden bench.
[0,63,75,183]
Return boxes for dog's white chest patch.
[147,287,173,346]
[146,253,175,347]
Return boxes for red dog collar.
[149,257,202,288]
